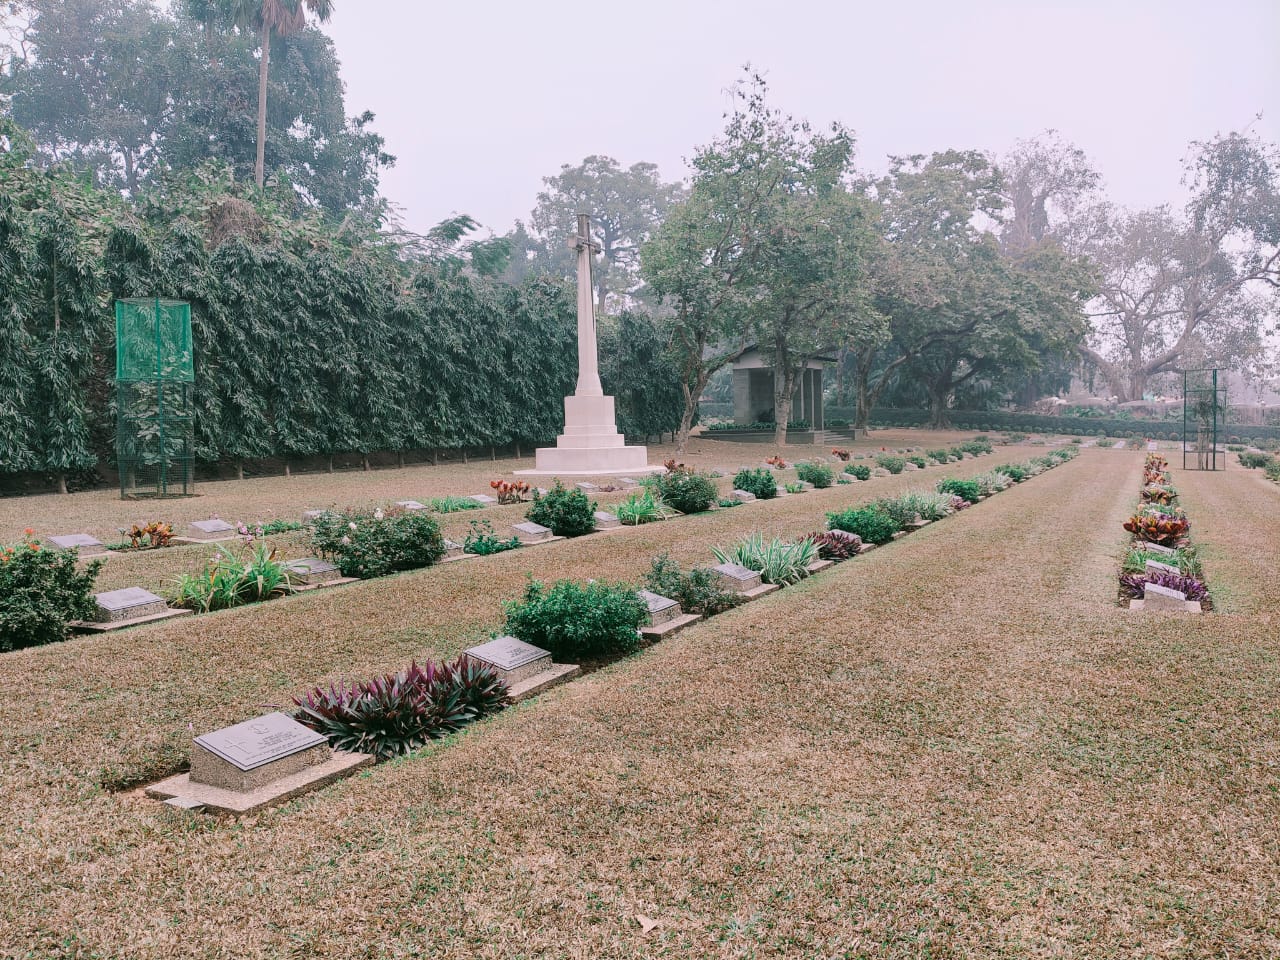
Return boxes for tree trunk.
[927,384,952,429]
[397,451,405,468]
[236,461,244,481]
[57,472,67,495]
[675,372,708,455]
[432,448,439,466]
[515,442,522,459]
[327,455,334,473]
[462,449,468,464]
[362,453,370,471]
[772,338,796,447]
[490,445,496,461]
[255,25,271,187]
[284,462,291,477]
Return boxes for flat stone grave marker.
[1114,440,1127,449]
[146,711,372,814]
[512,521,553,543]
[1145,559,1181,577]
[443,538,464,559]
[395,500,427,511]
[48,533,109,556]
[1143,582,1187,611]
[711,562,763,593]
[283,558,343,586]
[637,589,681,626]
[576,481,600,492]
[616,478,639,488]
[903,461,919,471]
[186,518,236,541]
[731,489,756,502]
[466,636,550,684]
[95,587,169,622]
[302,509,326,522]
[594,510,621,529]
[1144,542,1176,556]
[469,494,497,505]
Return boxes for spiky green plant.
[712,533,816,585]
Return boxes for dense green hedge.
[823,407,1280,443]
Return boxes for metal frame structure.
[115,298,196,498]
[1181,368,1225,471]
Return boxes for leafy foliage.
[311,509,445,578]
[504,578,647,660]
[0,534,103,651]
[827,506,901,545]
[462,519,520,556]
[429,497,483,514]
[712,533,816,585]
[293,656,508,761]
[795,462,834,488]
[526,481,597,537]
[937,478,981,503]
[644,553,742,616]
[1123,511,1191,546]
[172,543,295,612]
[844,463,871,481]
[732,468,778,500]
[1119,571,1210,603]
[654,467,718,514]
[804,530,863,561]
[615,489,670,525]
[875,455,906,474]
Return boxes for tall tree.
[1081,132,1280,400]
[531,155,684,313]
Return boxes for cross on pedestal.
[568,212,602,397]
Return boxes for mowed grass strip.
[4,450,1277,956]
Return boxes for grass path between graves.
[3,447,1278,957]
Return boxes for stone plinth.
[283,558,353,589]
[1145,559,1181,577]
[48,534,112,558]
[180,518,237,543]
[396,500,427,512]
[94,587,169,622]
[464,636,580,702]
[731,489,756,503]
[512,521,553,544]
[710,562,778,600]
[637,589,702,640]
[594,511,621,530]
[1142,582,1189,611]
[469,494,497,506]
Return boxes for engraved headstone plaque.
[730,489,756,502]
[1143,582,1187,610]
[464,636,552,686]
[94,587,168,623]
[188,518,235,539]
[637,589,680,626]
[1144,559,1180,577]
[283,558,342,585]
[512,521,552,543]
[48,533,105,551]
[396,500,427,511]
[443,538,464,559]
[616,478,639,488]
[711,562,763,592]
[470,494,497,505]
[594,510,620,529]
[575,481,600,493]
[195,712,326,773]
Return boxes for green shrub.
[313,509,446,578]
[958,439,993,455]
[1239,452,1274,469]
[616,489,670,525]
[937,478,981,503]
[827,506,901,545]
[504,578,647,659]
[644,553,742,616]
[733,467,778,499]
[971,471,1011,496]
[876,455,906,474]
[907,456,927,469]
[173,543,296,612]
[712,532,817,585]
[526,481,597,537]
[795,462,834,488]
[926,449,950,463]
[844,463,871,480]
[429,496,483,513]
[1265,461,1280,482]
[716,497,743,508]
[463,519,520,555]
[1097,437,1115,448]
[655,468,718,514]
[0,535,103,652]
[995,463,1029,481]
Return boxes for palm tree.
[223,0,334,188]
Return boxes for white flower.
[373,508,384,520]
[341,536,351,545]
[348,522,358,531]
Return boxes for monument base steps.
[640,612,702,641]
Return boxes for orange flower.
[23,527,34,536]
[28,543,39,551]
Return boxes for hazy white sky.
[324,0,1279,238]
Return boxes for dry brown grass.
[2,441,1275,958]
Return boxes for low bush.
[871,495,921,527]
[1121,545,1202,578]
[1097,437,1115,448]
[733,467,778,499]
[804,530,862,560]
[712,532,816,585]
[958,439,993,455]
[844,463,871,480]
[655,468,718,514]
[716,497,743,508]
[429,496,483,513]
[1267,461,1280,482]
[925,449,950,463]
[258,518,304,536]
[526,481,597,537]
[616,489,670,525]
[827,506,901,545]
[972,471,1012,496]
[120,521,175,549]
[1239,452,1275,469]
[645,553,742,616]
[293,656,507,761]
[937,478,981,503]
[1118,570,1210,602]
[0,533,103,652]
[875,455,906,474]
[173,543,296,612]
[504,578,647,659]
[906,456,928,469]
[795,462,835,488]
[1123,511,1190,546]
[313,509,446,578]
[463,519,520,555]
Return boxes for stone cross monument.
[517,214,659,476]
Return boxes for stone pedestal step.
[640,612,702,641]
[145,750,373,815]
[71,608,192,633]
[506,663,582,702]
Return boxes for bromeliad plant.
[121,521,175,549]
[803,530,863,561]
[172,543,296,613]
[1123,511,1190,546]
[293,656,508,761]
[712,533,817,585]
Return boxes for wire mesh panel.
[1182,368,1225,471]
[115,298,196,498]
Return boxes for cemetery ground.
[1,436,1277,957]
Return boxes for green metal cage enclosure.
[1182,368,1226,471]
[115,298,196,498]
